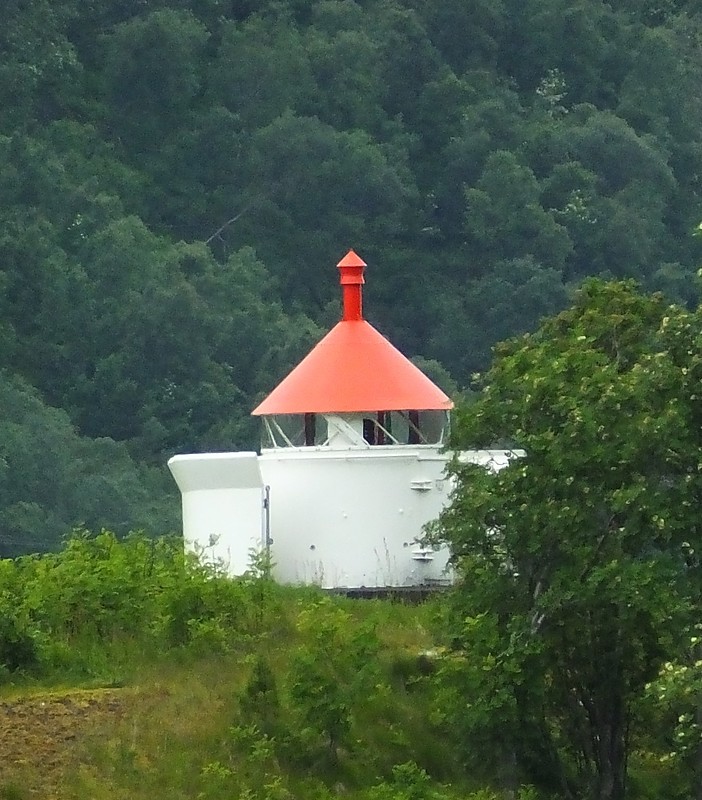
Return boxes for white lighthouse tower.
[168,250,514,588]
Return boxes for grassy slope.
[0,593,471,800]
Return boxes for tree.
[430,280,702,799]
[0,0,80,133]
[288,599,386,765]
[210,14,314,129]
[414,0,507,74]
[231,112,419,310]
[499,0,627,107]
[428,256,569,379]
[463,150,573,273]
[0,372,177,556]
[101,9,209,151]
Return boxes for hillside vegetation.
[3,0,702,552]
[0,530,695,799]
[0,532,478,800]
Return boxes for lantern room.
[252,250,452,453]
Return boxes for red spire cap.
[252,249,454,416]
[337,249,366,321]
[251,321,454,415]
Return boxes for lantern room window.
[259,410,449,450]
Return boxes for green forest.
[3,0,702,552]
[5,3,702,797]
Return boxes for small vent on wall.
[410,479,433,492]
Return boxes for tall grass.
[0,532,534,799]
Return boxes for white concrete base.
[168,447,517,589]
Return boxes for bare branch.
[205,209,249,245]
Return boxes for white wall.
[258,446,452,588]
[168,452,265,575]
[168,447,519,589]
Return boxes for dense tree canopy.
[432,281,702,799]
[2,0,702,550]
[0,373,178,557]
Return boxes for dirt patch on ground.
[0,688,126,799]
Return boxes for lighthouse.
[168,251,514,588]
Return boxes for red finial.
[337,249,366,321]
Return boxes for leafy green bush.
[0,560,39,677]
[240,654,281,738]
[286,599,388,767]
[0,610,38,676]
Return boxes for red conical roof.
[251,251,453,416]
